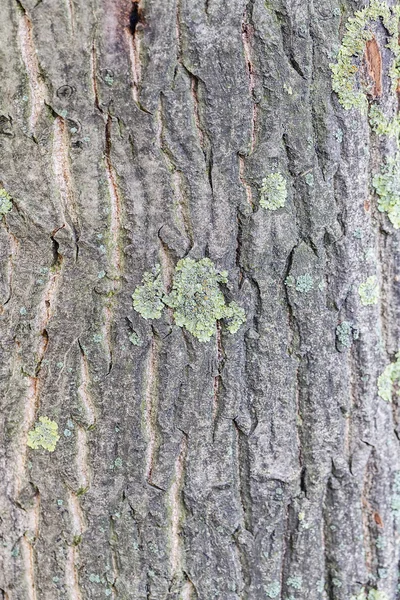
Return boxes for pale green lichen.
[259,172,287,210]
[164,258,245,342]
[132,259,246,342]
[285,274,314,293]
[0,188,12,216]
[128,331,143,346]
[336,321,359,350]
[330,1,400,112]
[358,276,379,305]
[287,576,302,590]
[27,416,60,452]
[265,581,281,598]
[132,264,165,320]
[377,352,400,402]
[351,590,388,600]
[369,105,400,138]
[372,153,400,229]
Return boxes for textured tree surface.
[1,0,400,598]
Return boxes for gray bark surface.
[0,0,399,598]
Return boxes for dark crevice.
[129,1,141,38]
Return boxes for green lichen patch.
[27,416,60,452]
[351,590,388,600]
[132,264,165,320]
[377,352,400,402]
[132,259,246,342]
[372,152,400,228]
[259,172,287,210]
[336,320,359,350]
[164,258,245,342]
[369,105,400,138]
[128,331,143,346]
[358,276,379,305]
[0,188,12,216]
[330,0,400,111]
[285,273,314,293]
[265,581,281,598]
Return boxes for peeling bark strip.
[168,435,188,579]
[364,37,382,98]
[125,0,142,103]
[17,12,46,131]
[105,115,122,279]
[65,491,85,599]
[53,117,79,233]
[144,335,160,483]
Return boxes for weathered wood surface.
[1,0,400,598]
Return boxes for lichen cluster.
[27,416,60,452]
[351,590,388,600]
[358,276,379,306]
[0,188,12,216]
[285,273,314,293]
[259,172,287,210]
[377,352,400,402]
[132,264,164,319]
[336,320,359,349]
[330,0,400,111]
[372,153,400,228]
[132,258,246,342]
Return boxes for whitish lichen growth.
[358,276,379,305]
[0,188,12,216]
[287,576,302,590]
[132,264,165,319]
[351,590,388,600]
[164,258,245,342]
[265,581,281,598]
[377,352,400,402]
[27,416,60,452]
[336,321,359,350]
[259,173,287,210]
[372,153,400,228]
[285,274,314,293]
[132,259,246,342]
[330,1,400,111]
[369,105,400,138]
[129,331,143,346]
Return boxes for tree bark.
[1,0,400,598]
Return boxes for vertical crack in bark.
[20,489,40,600]
[238,156,253,207]
[105,116,122,280]
[233,422,251,597]
[65,491,85,600]
[125,1,142,104]
[103,115,123,373]
[3,225,20,306]
[176,0,182,60]
[109,516,120,597]
[78,341,96,427]
[241,5,257,155]
[144,333,160,483]
[65,0,76,35]
[91,40,101,111]
[17,10,46,132]
[53,116,80,256]
[167,435,188,584]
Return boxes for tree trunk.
[1,0,400,598]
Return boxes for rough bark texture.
[1,0,400,599]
